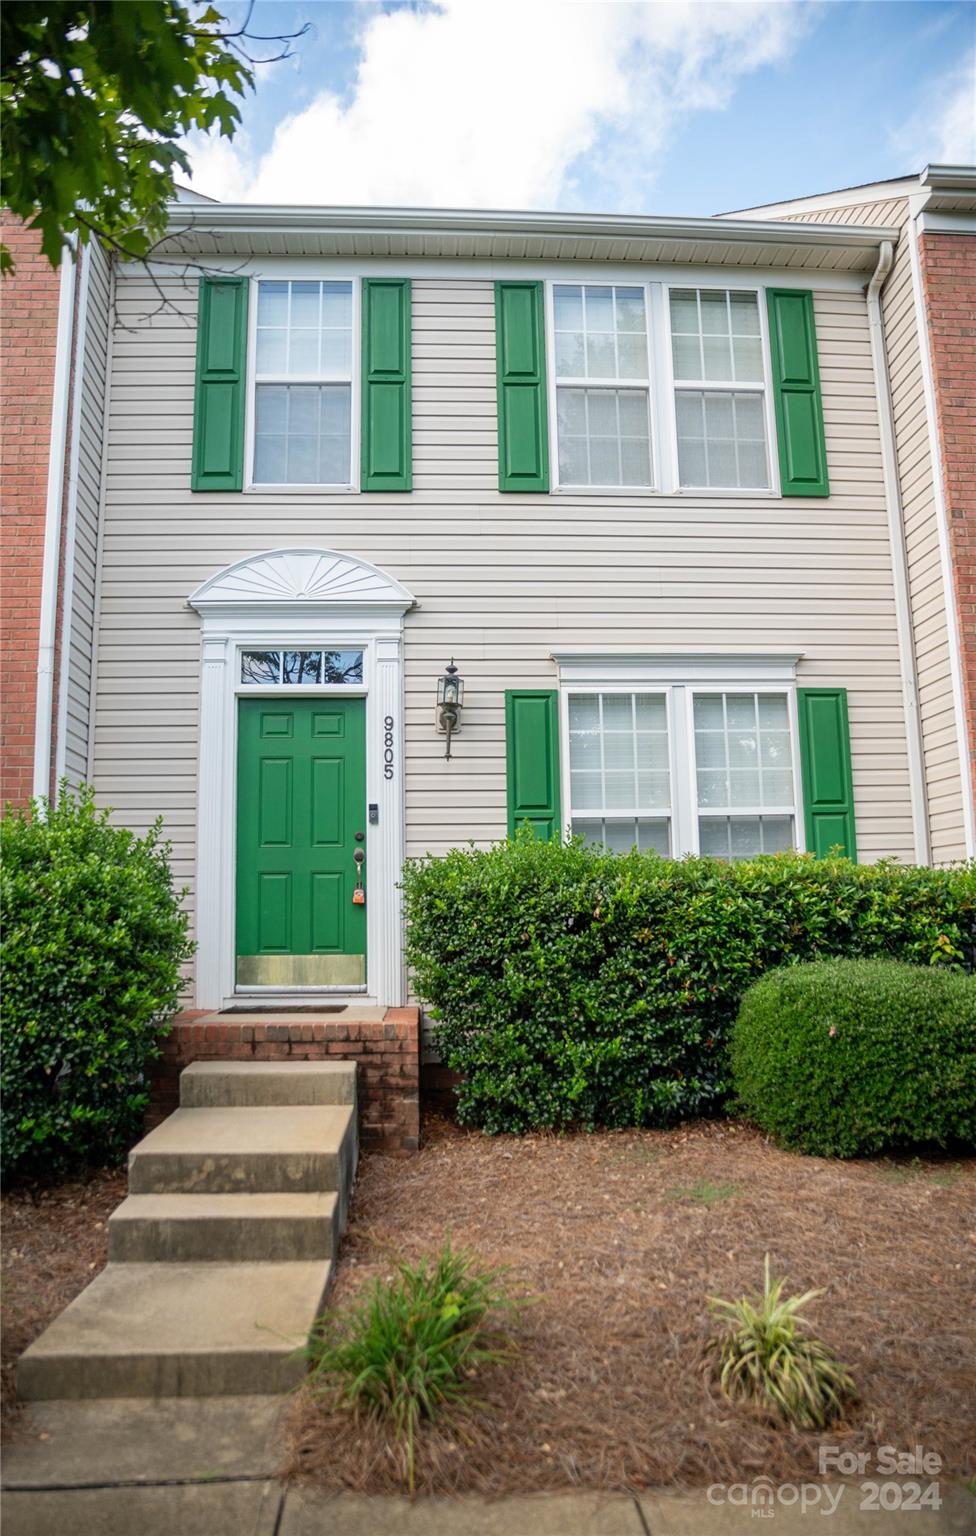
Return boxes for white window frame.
[683,684,804,856]
[555,654,805,858]
[545,279,658,494]
[244,274,361,493]
[562,685,676,855]
[663,281,780,497]
[544,278,782,498]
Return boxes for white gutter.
[54,242,91,783]
[906,196,976,855]
[163,200,899,255]
[32,245,76,803]
[921,163,976,193]
[866,240,930,864]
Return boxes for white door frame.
[188,547,415,1010]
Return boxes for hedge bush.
[1,786,193,1178]
[401,834,975,1134]
[731,958,976,1157]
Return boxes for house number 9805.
[383,715,395,780]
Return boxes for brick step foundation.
[151,1007,420,1154]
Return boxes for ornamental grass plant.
[304,1242,519,1494]
[706,1254,858,1430]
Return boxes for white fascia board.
[162,201,899,253]
[918,210,976,235]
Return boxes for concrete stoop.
[17,1061,357,1401]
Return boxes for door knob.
[353,849,365,866]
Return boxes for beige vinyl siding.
[60,238,111,785]
[93,270,913,967]
[777,198,966,861]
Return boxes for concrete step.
[108,1192,337,1263]
[17,1260,331,1400]
[127,1105,357,1198]
[180,1059,356,1109]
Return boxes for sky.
[185,0,976,215]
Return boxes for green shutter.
[797,688,856,859]
[505,689,561,840]
[192,276,248,491]
[361,279,411,492]
[766,288,829,498]
[495,281,549,492]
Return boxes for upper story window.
[252,280,354,486]
[552,284,653,488]
[669,288,770,490]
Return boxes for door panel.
[311,757,343,845]
[237,695,366,987]
[258,872,291,951]
[311,871,343,950]
[258,758,292,846]
[312,709,345,738]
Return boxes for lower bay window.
[568,691,671,854]
[692,691,796,856]
[563,676,801,860]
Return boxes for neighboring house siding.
[0,214,61,805]
[59,238,112,785]
[91,267,914,967]
[918,231,976,803]
[777,198,967,861]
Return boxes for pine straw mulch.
[288,1116,976,1496]
[1,1166,127,1438]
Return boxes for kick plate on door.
[236,954,367,987]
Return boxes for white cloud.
[186,0,808,209]
[891,54,976,170]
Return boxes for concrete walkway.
[2,1398,973,1536]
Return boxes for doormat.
[217,1005,350,1014]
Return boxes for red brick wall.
[150,1008,421,1154]
[0,215,62,806]
[919,232,976,798]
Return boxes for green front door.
[236,697,367,987]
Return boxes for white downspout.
[55,242,90,783]
[32,244,76,803]
[866,239,930,864]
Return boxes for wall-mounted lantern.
[436,659,464,759]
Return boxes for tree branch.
[75,212,249,331]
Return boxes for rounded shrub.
[731,958,976,1157]
[1,786,194,1178]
